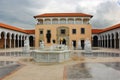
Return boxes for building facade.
[0,23,35,49]
[34,13,93,48]
[0,13,120,50]
[92,23,120,49]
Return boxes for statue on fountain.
[84,38,92,53]
[23,37,30,53]
[78,40,82,50]
[40,40,45,49]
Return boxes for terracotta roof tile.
[34,13,93,18]
[0,23,35,34]
[99,23,120,33]
[92,29,103,34]
[25,30,35,34]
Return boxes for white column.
[43,18,45,24]
[58,18,60,24]
[114,36,116,49]
[82,17,84,24]
[98,37,100,47]
[110,36,112,48]
[9,35,11,48]
[20,36,22,47]
[74,18,75,24]
[66,18,68,24]
[23,36,25,41]
[50,18,52,24]
[104,38,106,47]
[14,36,16,48]
[107,37,109,48]
[4,33,7,49]
[18,36,19,48]
[0,34,1,39]
[119,36,120,49]
[101,38,103,47]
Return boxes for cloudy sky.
[0,0,120,29]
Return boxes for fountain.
[84,39,92,53]
[32,41,71,63]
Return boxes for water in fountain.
[84,39,92,53]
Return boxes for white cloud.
[0,0,119,29]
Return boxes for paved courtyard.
[0,48,120,80]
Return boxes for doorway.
[72,40,76,48]
[81,40,84,49]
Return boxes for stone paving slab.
[0,64,20,79]
[0,48,120,80]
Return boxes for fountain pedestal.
[32,45,71,63]
[32,50,71,63]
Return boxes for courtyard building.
[0,23,35,49]
[34,13,93,48]
[92,23,120,49]
[0,13,120,50]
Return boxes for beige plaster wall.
[35,24,92,48]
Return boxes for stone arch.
[29,36,34,47]
[44,18,51,24]
[93,35,98,47]
[15,34,18,47]
[100,36,102,47]
[6,32,11,48]
[52,18,58,24]
[102,35,104,47]
[60,18,66,24]
[19,35,22,47]
[108,34,111,48]
[0,32,5,48]
[115,32,119,49]
[22,35,25,47]
[111,33,114,48]
[11,33,15,48]
[105,34,107,47]
[57,26,69,46]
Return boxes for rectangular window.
[40,30,43,34]
[72,29,76,34]
[81,28,85,34]
[61,29,65,34]
[72,40,76,48]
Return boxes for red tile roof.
[0,23,35,34]
[92,29,103,34]
[25,30,35,34]
[92,23,120,34]
[99,23,120,33]
[34,13,93,18]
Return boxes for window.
[40,30,43,34]
[72,29,76,34]
[61,29,66,34]
[52,40,56,43]
[81,28,85,34]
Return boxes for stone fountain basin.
[32,50,71,63]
